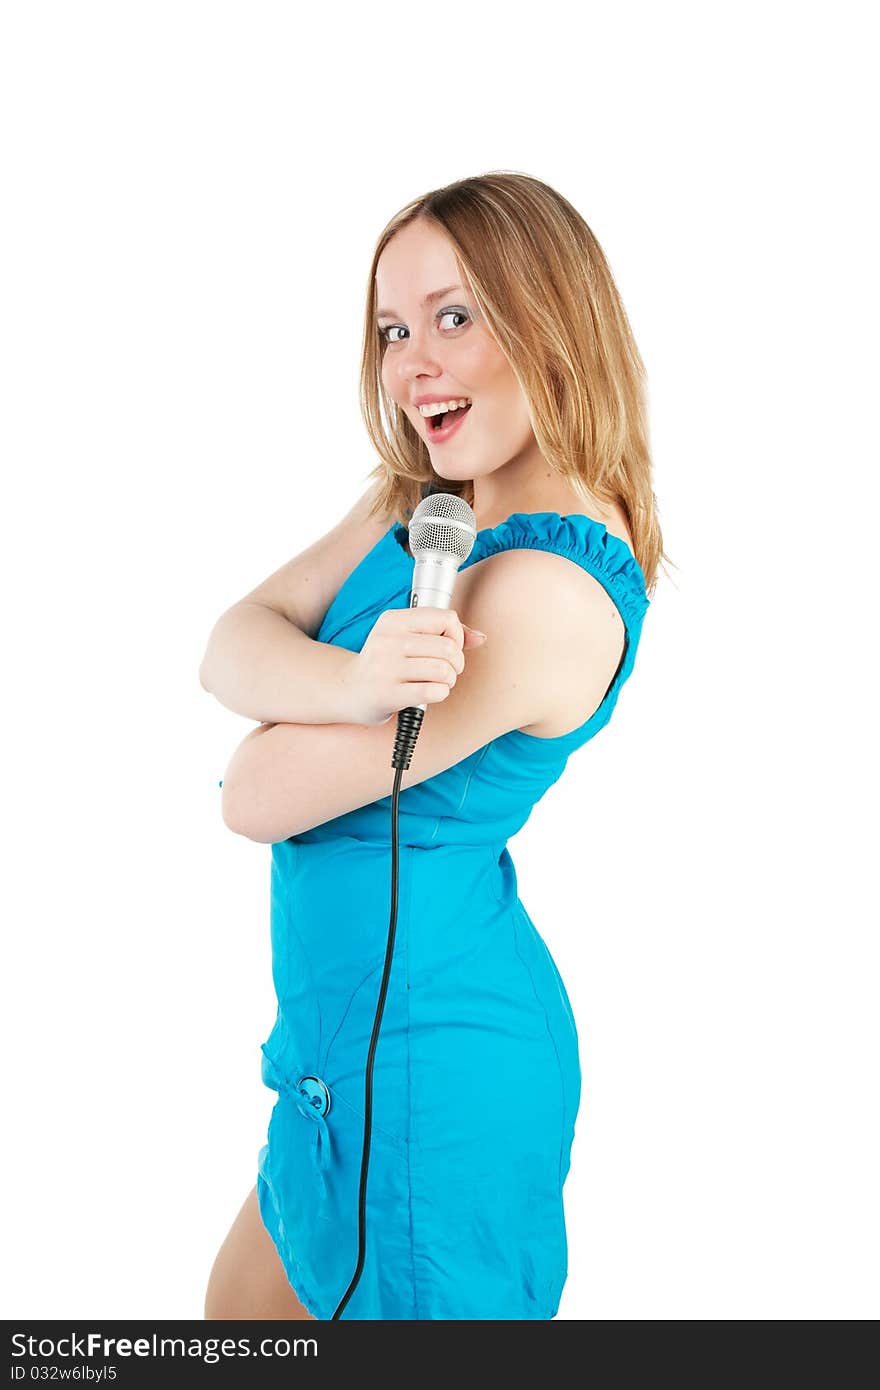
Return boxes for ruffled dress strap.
[456,510,651,752]
[461,509,647,622]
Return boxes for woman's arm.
[199,603,355,725]
[221,551,624,843]
[199,481,392,724]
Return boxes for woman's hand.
[338,607,487,726]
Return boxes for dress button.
[297,1075,331,1116]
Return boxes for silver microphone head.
[409,492,477,563]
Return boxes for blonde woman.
[200,172,668,1320]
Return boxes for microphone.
[408,492,478,714]
[390,492,477,772]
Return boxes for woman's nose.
[392,332,443,386]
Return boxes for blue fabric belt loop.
[261,1047,332,1212]
[292,1081,332,1208]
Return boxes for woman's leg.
[204,1185,316,1320]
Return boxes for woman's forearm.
[199,602,354,725]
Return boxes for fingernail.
[472,629,487,640]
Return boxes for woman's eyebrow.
[376,284,464,317]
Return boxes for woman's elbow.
[221,781,247,836]
[221,778,260,840]
[221,783,287,844]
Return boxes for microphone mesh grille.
[409,493,477,562]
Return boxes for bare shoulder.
[233,480,394,638]
[456,544,626,739]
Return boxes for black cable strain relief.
[392,706,425,770]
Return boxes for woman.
[200,171,668,1320]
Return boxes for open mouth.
[428,402,472,433]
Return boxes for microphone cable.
[330,703,425,1319]
[330,490,473,1318]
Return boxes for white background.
[2,1,877,1321]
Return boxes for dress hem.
[257,1165,563,1320]
[257,1170,331,1321]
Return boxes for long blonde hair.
[359,171,671,597]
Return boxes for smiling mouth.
[428,403,472,432]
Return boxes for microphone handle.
[409,557,458,716]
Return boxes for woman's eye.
[438,309,469,331]
[378,307,470,346]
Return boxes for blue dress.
[254,511,650,1319]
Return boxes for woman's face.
[375,219,541,490]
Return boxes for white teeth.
[418,398,472,417]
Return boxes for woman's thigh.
[204,1184,316,1320]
